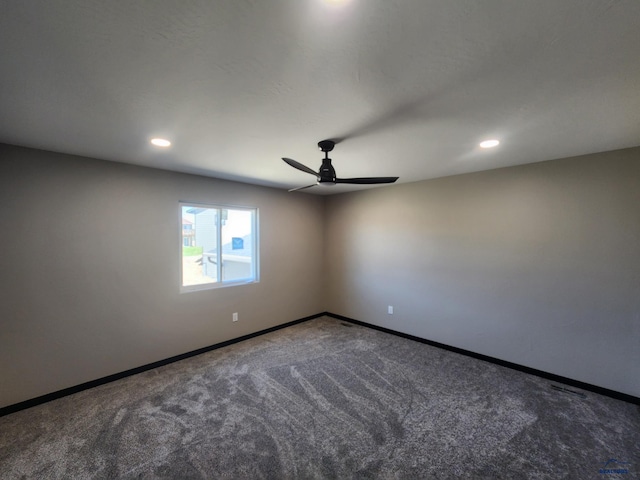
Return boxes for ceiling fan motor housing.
[319,158,336,183]
[318,140,337,183]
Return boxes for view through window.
[181,203,258,290]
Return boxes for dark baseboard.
[326,312,640,407]
[3,310,637,417]
[0,312,327,417]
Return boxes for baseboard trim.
[0,312,327,417]
[326,312,640,406]
[3,310,637,416]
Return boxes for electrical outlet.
[388,305,394,315]
[232,312,238,322]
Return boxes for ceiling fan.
[283,140,399,192]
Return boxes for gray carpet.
[1,317,638,479]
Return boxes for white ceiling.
[1,0,639,194]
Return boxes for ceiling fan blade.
[282,158,319,177]
[288,183,318,192]
[335,176,399,185]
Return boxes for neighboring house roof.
[185,207,206,215]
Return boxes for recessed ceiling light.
[479,139,500,149]
[150,138,171,147]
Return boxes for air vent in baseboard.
[551,384,586,399]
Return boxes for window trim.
[179,201,259,293]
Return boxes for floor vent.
[551,384,586,399]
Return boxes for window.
[180,203,258,291]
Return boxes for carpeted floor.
[1,316,638,479]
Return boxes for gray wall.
[0,144,325,408]
[2,144,638,408]
[325,147,640,397]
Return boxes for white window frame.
[180,202,259,293]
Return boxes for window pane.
[181,203,257,290]
[182,206,219,286]
[221,209,255,282]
